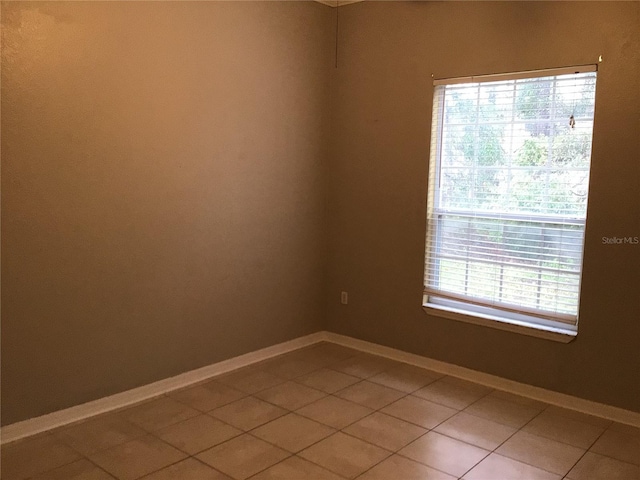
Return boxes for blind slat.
[425,69,596,325]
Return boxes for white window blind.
[424,66,597,329]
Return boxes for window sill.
[423,303,577,343]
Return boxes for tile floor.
[2,342,639,480]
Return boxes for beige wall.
[1,1,334,425]
[327,1,640,412]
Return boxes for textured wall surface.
[326,1,640,412]
[1,1,334,425]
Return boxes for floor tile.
[120,396,200,432]
[1,434,82,479]
[329,354,397,379]
[260,356,322,379]
[295,368,361,393]
[299,432,390,479]
[168,382,245,412]
[216,369,285,394]
[54,413,147,455]
[399,431,489,477]
[545,405,612,428]
[496,430,585,475]
[463,394,543,428]
[154,414,242,454]
[522,410,605,449]
[209,396,287,431]
[251,413,335,453]
[196,434,290,480]
[462,453,561,480]
[254,381,327,410]
[296,395,373,429]
[250,456,345,480]
[358,454,456,480]
[343,412,427,452]
[381,395,457,429]
[413,377,492,410]
[335,381,405,410]
[4,345,626,480]
[287,343,358,370]
[607,421,640,439]
[87,435,186,480]
[139,458,231,480]
[434,412,517,450]
[567,452,640,480]
[589,426,640,465]
[30,459,115,480]
[368,365,441,394]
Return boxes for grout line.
[559,425,611,480]
[8,344,639,480]
[234,432,296,480]
[189,456,237,480]
[130,456,190,480]
[469,405,558,477]
[459,389,544,429]
[517,407,613,450]
[91,459,122,480]
[241,352,413,478]
[261,359,638,479]
[114,375,627,478]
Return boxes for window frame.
[423,65,598,342]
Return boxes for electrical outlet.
[341,291,348,305]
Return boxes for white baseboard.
[324,332,640,428]
[2,330,638,445]
[0,332,326,445]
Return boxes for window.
[424,66,597,340]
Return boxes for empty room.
[1,1,638,479]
